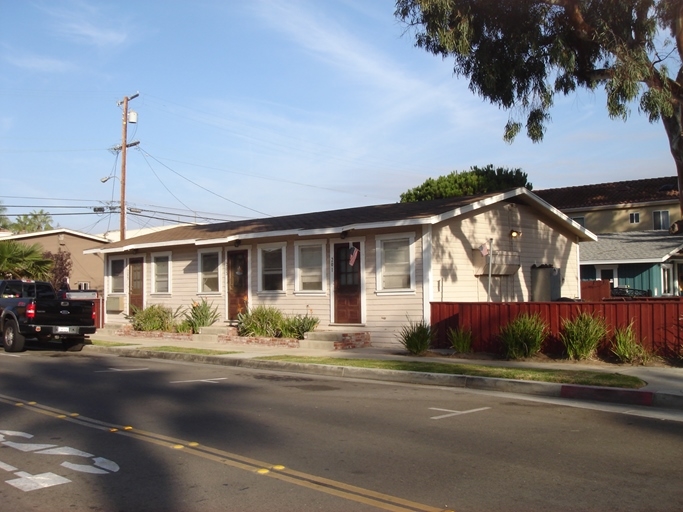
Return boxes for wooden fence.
[431,301,683,357]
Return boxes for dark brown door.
[227,250,249,321]
[128,257,144,314]
[334,242,361,324]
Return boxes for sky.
[0,0,676,236]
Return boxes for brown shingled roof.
[99,191,502,250]
[534,176,679,210]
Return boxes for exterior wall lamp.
[510,229,522,238]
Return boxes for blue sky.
[0,0,675,235]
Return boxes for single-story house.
[580,231,683,296]
[85,188,596,348]
[0,229,110,293]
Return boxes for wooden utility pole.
[118,92,139,241]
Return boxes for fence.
[431,301,683,357]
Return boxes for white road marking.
[6,471,71,491]
[95,367,149,373]
[170,377,227,384]
[0,460,18,471]
[429,407,491,419]
[0,353,20,358]
[0,429,120,492]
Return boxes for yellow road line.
[0,393,450,512]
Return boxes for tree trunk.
[661,103,683,220]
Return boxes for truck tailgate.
[35,300,95,326]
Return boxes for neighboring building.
[535,176,680,234]
[85,188,595,348]
[536,176,683,296]
[580,231,683,297]
[0,229,110,293]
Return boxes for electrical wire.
[137,147,271,217]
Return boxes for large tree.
[400,164,532,202]
[0,241,53,280]
[11,209,53,234]
[43,250,73,291]
[0,202,11,231]
[395,1,683,216]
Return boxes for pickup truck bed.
[0,280,96,352]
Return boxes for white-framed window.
[571,216,585,227]
[294,241,325,293]
[77,282,90,291]
[662,263,673,295]
[375,234,415,293]
[198,249,221,293]
[258,242,286,293]
[629,212,640,224]
[110,259,125,293]
[654,210,670,230]
[152,252,171,294]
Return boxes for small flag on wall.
[478,243,489,257]
[349,246,359,266]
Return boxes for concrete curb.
[87,346,683,411]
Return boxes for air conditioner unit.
[106,296,124,312]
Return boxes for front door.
[227,250,249,321]
[334,242,361,324]
[128,257,144,314]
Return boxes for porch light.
[510,229,522,238]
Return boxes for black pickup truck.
[0,280,96,352]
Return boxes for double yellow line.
[0,393,451,511]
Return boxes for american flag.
[349,247,359,266]
[478,243,489,257]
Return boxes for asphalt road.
[1,349,682,512]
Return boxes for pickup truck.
[0,279,96,352]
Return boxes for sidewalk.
[86,331,683,412]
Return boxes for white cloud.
[2,50,74,73]
[39,0,128,48]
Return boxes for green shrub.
[237,305,284,337]
[237,306,319,339]
[611,321,650,364]
[499,313,548,359]
[127,304,181,332]
[397,318,433,355]
[280,314,320,339]
[447,326,472,353]
[560,312,608,360]
[183,298,220,333]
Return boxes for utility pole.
[118,92,139,241]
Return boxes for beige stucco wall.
[9,233,105,292]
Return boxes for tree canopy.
[395,1,683,214]
[0,241,53,280]
[400,165,532,202]
[11,209,54,234]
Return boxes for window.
[596,265,618,288]
[152,253,171,293]
[629,212,640,224]
[111,259,125,293]
[199,251,220,293]
[654,210,670,230]
[295,243,325,292]
[259,243,286,292]
[571,216,585,227]
[77,282,90,291]
[376,234,414,292]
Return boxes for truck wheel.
[3,322,26,352]
[62,338,85,352]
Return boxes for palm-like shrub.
[128,304,181,332]
[183,298,220,333]
[499,313,548,359]
[560,312,608,360]
[610,321,650,364]
[447,326,473,353]
[397,318,434,355]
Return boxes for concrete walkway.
[86,331,683,412]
